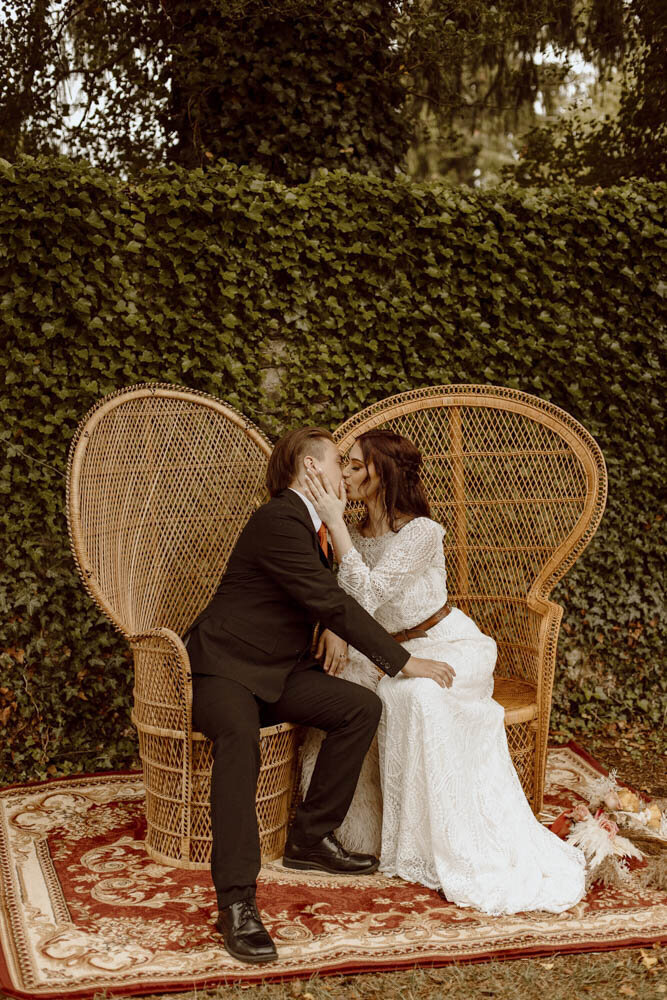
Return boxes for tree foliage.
[508,0,667,185]
[0,0,634,181]
[163,0,407,180]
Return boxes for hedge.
[0,154,664,781]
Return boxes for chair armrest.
[526,594,563,716]
[129,627,194,860]
[129,627,192,735]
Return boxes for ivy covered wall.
[0,155,664,780]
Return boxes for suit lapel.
[277,489,332,568]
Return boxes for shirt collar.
[288,487,322,532]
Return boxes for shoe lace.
[326,831,347,853]
[238,897,259,925]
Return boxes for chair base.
[137,721,300,870]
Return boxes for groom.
[185,426,454,964]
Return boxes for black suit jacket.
[186,488,410,701]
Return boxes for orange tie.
[317,523,328,557]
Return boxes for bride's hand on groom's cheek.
[304,471,346,524]
[316,629,348,676]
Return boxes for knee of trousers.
[356,688,382,727]
[211,721,260,766]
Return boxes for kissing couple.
[184,425,586,964]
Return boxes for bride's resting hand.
[303,470,347,526]
[402,656,456,688]
[316,628,348,676]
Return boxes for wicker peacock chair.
[66,383,299,869]
[334,385,607,814]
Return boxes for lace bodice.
[337,517,447,634]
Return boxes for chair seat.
[493,676,538,725]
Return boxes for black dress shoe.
[283,831,380,875]
[215,897,278,964]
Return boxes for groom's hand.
[402,656,456,688]
[316,628,348,676]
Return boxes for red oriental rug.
[0,743,665,999]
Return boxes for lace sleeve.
[337,518,445,616]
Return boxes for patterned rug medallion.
[0,743,665,999]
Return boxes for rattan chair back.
[335,385,606,811]
[335,384,606,685]
[66,383,272,639]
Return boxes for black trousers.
[191,664,382,909]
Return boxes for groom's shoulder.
[243,493,312,552]
[251,489,308,528]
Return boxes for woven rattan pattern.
[334,384,607,813]
[66,384,299,868]
[66,383,274,638]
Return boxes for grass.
[84,945,665,999]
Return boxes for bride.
[300,428,586,916]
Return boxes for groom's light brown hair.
[266,427,335,497]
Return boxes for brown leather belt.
[391,603,452,644]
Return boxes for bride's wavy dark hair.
[355,429,430,532]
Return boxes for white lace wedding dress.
[300,516,586,916]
